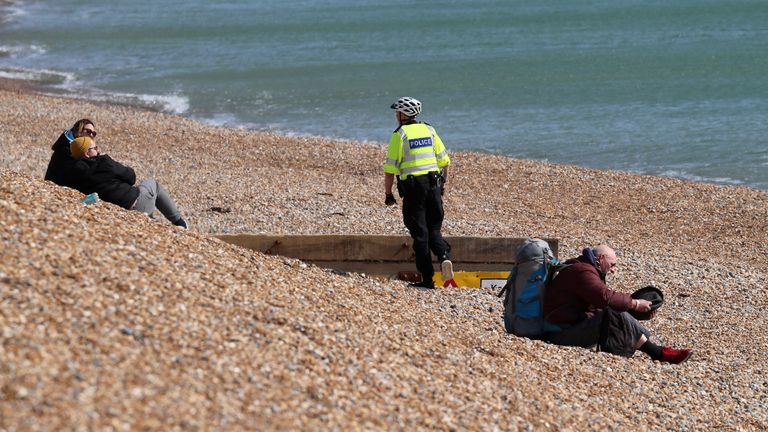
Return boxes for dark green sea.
[1,0,766,189]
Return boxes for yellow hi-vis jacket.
[383,122,450,178]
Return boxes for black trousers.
[399,173,450,281]
[546,310,650,356]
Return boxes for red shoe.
[660,347,693,364]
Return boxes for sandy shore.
[1,78,767,430]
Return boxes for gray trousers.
[132,179,181,223]
[547,310,650,349]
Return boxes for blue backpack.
[497,238,567,339]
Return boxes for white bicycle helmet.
[390,97,422,117]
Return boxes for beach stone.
[0,83,767,430]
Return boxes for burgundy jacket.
[543,249,633,325]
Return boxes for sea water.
[1,0,766,190]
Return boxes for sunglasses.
[82,129,97,138]
[87,146,99,153]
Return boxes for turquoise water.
[1,0,766,189]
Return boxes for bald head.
[594,244,617,274]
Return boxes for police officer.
[383,97,452,289]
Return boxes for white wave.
[135,93,190,115]
[658,169,745,186]
[3,66,190,116]
[194,114,319,136]
[0,44,47,58]
[0,1,27,24]
[55,88,190,115]
[0,66,72,84]
[199,112,241,127]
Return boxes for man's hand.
[632,299,653,313]
[385,193,396,206]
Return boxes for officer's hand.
[385,193,396,206]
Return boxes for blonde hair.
[70,136,94,159]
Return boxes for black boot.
[173,217,188,229]
[409,280,435,289]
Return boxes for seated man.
[66,136,188,229]
[543,244,692,364]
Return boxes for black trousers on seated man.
[398,172,450,283]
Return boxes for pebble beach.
[1,78,767,430]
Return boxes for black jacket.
[44,131,74,186]
[68,155,140,209]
